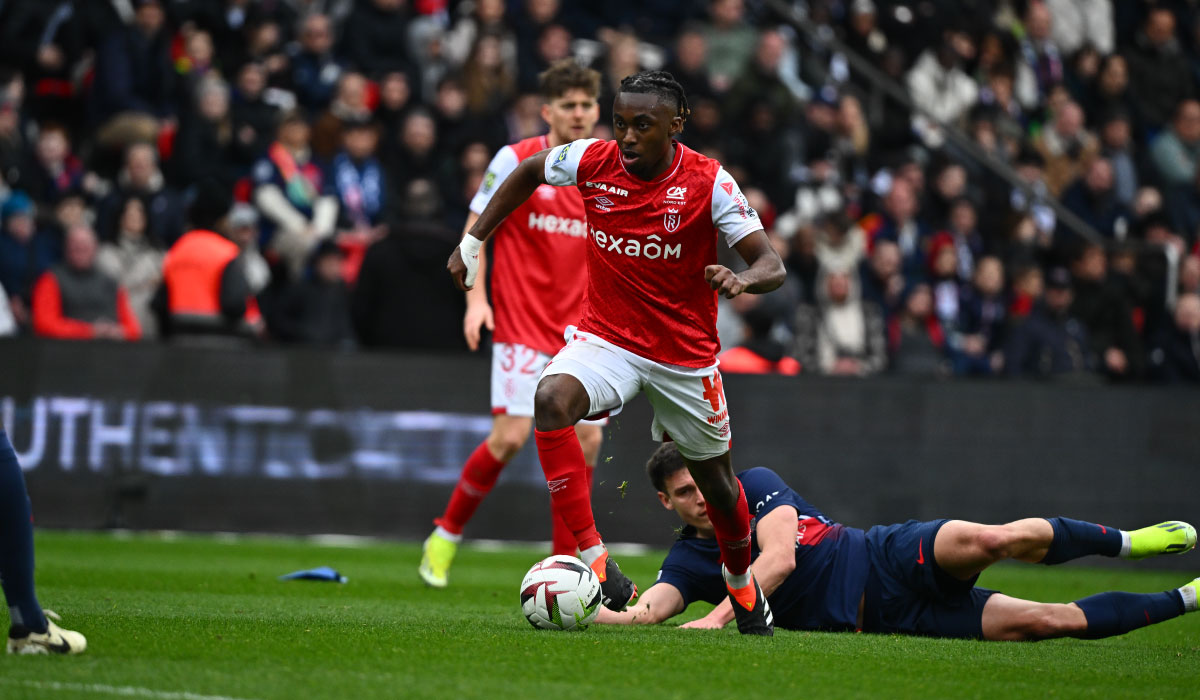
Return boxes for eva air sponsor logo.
[585,181,629,197]
[590,227,681,259]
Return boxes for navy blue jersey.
[656,467,870,631]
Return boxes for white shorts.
[491,341,606,426]
[490,342,550,416]
[541,329,731,461]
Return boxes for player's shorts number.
[500,344,541,374]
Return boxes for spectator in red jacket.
[31,224,140,341]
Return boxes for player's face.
[543,88,599,144]
[612,92,682,179]
[657,469,712,534]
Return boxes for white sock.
[433,525,462,543]
[580,544,606,567]
[1179,585,1198,613]
[1118,530,1132,558]
[722,564,753,590]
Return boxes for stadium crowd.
[0,0,1197,383]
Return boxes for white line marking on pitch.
[0,679,258,700]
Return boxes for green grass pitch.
[1,531,1196,700]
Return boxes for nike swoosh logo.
[38,636,72,654]
[917,538,925,565]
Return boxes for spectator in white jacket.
[1046,0,1114,55]
[907,31,978,147]
[251,111,339,278]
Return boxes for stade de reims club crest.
[664,207,681,233]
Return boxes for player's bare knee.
[534,384,576,431]
[976,526,1017,561]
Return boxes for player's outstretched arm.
[594,582,686,626]
[704,230,786,299]
[681,504,799,630]
[447,150,552,291]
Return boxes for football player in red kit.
[420,60,605,589]
[448,71,786,635]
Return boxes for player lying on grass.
[595,443,1199,640]
[1,430,86,654]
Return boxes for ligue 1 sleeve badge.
[664,207,681,232]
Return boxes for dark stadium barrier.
[2,339,1197,568]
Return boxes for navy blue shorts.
[862,519,997,639]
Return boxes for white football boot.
[7,610,87,655]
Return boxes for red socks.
[535,426,601,551]
[705,479,753,575]
[434,440,506,535]
[438,432,598,550]
[551,465,594,555]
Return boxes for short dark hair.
[646,442,687,493]
[618,70,690,125]
[538,59,601,101]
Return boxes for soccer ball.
[519,555,602,631]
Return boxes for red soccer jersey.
[471,135,589,356]
[544,139,763,367]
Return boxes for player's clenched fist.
[448,235,482,291]
[447,248,468,290]
[705,265,747,299]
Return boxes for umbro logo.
[596,196,613,206]
[547,478,570,493]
